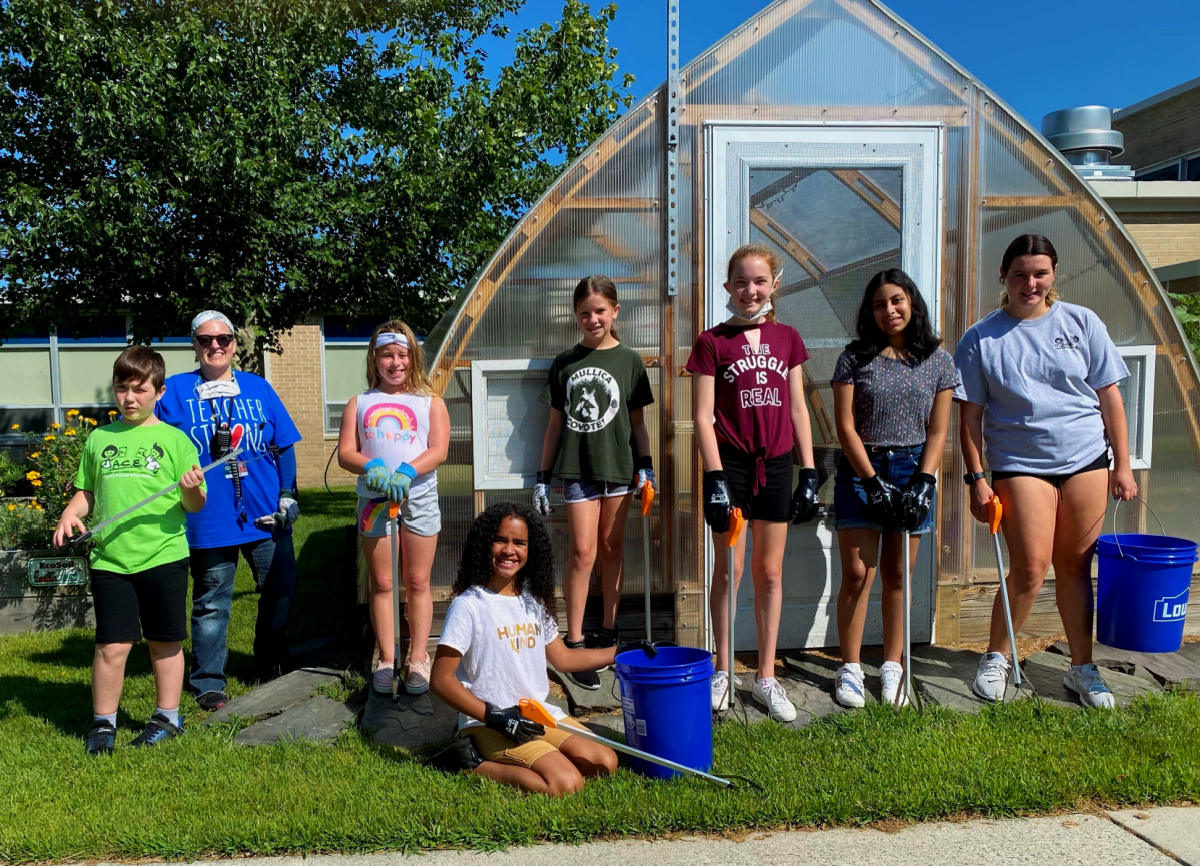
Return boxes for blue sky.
[491,0,1200,133]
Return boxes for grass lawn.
[2,489,1200,862]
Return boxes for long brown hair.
[727,243,782,323]
[999,234,1060,308]
[573,275,620,341]
[364,319,431,395]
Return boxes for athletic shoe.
[711,670,738,711]
[85,720,116,756]
[129,713,183,747]
[405,659,431,695]
[563,638,601,690]
[752,676,797,722]
[372,663,394,695]
[972,652,1011,702]
[196,691,228,712]
[591,627,619,672]
[880,661,908,707]
[1064,662,1116,709]
[834,663,866,708]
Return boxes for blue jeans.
[188,534,297,696]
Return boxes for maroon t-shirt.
[685,320,809,460]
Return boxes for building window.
[1187,156,1200,182]
[1136,163,1181,182]
[322,316,382,432]
[1117,345,1156,470]
[1,319,192,438]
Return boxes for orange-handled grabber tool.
[640,482,655,642]
[389,500,410,702]
[987,495,1021,688]
[725,507,745,712]
[518,698,732,788]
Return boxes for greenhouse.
[422,0,1200,651]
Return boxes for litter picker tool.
[987,495,1022,689]
[725,507,745,713]
[65,448,244,547]
[519,698,734,788]
[389,500,411,703]
[640,480,655,642]
[900,528,924,712]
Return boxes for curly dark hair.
[846,268,942,364]
[453,501,557,617]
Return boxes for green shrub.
[1169,291,1200,360]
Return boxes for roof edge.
[1113,75,1200,122]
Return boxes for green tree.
[0,0,633,348]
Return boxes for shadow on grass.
[0,674,146,735]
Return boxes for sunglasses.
[194,334,235,348]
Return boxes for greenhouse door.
[705,123,943,651]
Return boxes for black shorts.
[990,451,1109,488]
[719,444,793,523]
[91,558,189,644]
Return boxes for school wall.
[266,320,355,490]
[1112,213,1200,271]
[1112,85,1200,172]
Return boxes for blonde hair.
[365,319,431,395]
[727,243,782,323]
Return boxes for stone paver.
[1178,641,1200,665]
[207,667,343,725]
[127,812,1181,866]
[234,696,357,746]
[1110,806,1200,866]
[1022,651,1162,708]
[548,663,622,714]
[1048,641,1200,691]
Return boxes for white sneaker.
[711,670,731,711]
[405,659,431,694]
[752,677,797,722]
[972,652,1010,702]
[372,662,394,695]
[834,663,866,708]
[880,661,908,707]
[1064,662,1116,709]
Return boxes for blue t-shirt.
[156,370,302,548]
[953,302,1128,474]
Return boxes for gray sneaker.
[1064,662,1116,708]
[972,652,1010,702]
[372,663,394,695]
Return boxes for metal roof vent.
[1041,106,1133,180]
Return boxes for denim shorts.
[834,444,935,535]
[562,479,633,503]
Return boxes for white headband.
[191,310,236,336]
[374,332,408,349]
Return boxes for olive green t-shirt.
[74,421,202,574]
[539,343,654,483]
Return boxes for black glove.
[702,471,731,533]
[484,703,544,744]
[862,474,901,529]
[617,639,675,658]
[790,467,820,524]
[900,472,937,532]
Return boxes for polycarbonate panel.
[426,0,1200,647]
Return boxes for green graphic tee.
[539,343,654,483]
[74,421,203,574]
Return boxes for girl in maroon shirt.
[687,243,820,722]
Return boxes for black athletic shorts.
[990,450,1109,488]
[718,444,793,523]
[91,557,189,644]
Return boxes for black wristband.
[635,454,654,471]
[963,471,986,486]
[536,470,550,486]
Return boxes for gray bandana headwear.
[191,310,236,336]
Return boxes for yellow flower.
[64,429,77,437]
[25,471,40,481]
[50,422,61,430]
[6,504,14,511]
[30,480,42,487]
[51,456,58,462]
[43,435,56,442]
[107,410,118,417]
[9,423,17,430]
[66,409,79,417]
[29,452,40,459]
[33,504,42,511]
[85,418,97,426]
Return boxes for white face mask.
[196,377,241,400]
[726,298,772,324]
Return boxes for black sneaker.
[427,738,484,773]
[196,691,228,712]
[129,713,184,747]
[563,638,601,690]
[86,720,116,756]
[592,627,619,672]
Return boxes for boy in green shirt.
[54,346,206,755]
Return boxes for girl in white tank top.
[336,320,449,698]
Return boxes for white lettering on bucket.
[636,718,647,737]
[1152,588,1190,623]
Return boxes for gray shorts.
[357,484,441,538]
[562,479,633,504]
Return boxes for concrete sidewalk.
[130,807,1198,866]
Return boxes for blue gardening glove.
[533,470,553,515]
[635,455,656,500]
[388,462,418,504]
[363,459,392,496]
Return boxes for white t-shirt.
[439,585,568,732]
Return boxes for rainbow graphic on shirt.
[363,402,419,445]
[359,497,393,535]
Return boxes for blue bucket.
[615,646,714,780]
[1096,526,1197,653]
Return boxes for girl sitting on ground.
[337,320,448,696]
[830,269,957,708]
[533,276,655,691]
[430,502,622,796]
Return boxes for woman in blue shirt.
[156,311,303,711]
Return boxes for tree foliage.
[0,0,634,347]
